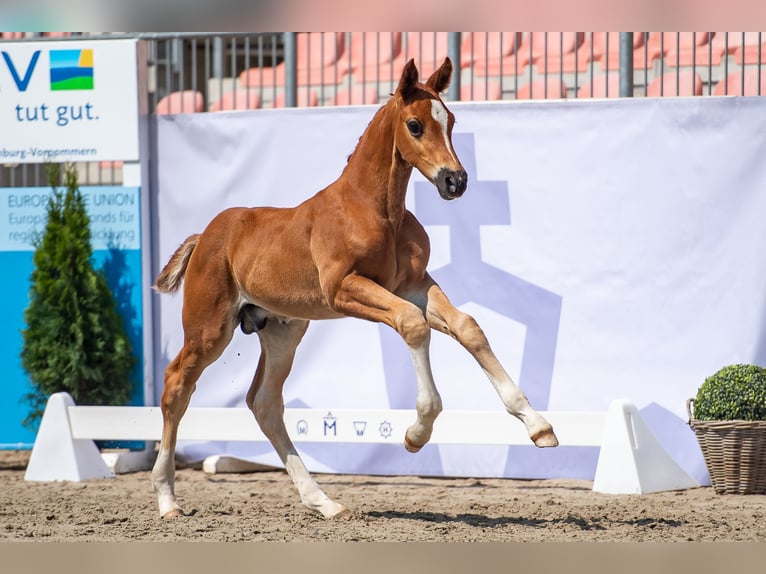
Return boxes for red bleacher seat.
[272,89,319,108]
[708,32,742,66]
[326,85,380,106]
[638,33,708,70]
[576,73,621,98]
[630,33,668,70]
[99,161,124,169]
[347,32,403,84]
[239,32,346,88]
[501,33,582,73]
[509,32,585,74]
[516,78,568,99]
[460,80,502,101]
[473,32,588,76]
[461,32,521,73]
[209,89,262,112]
[591,32,651,71]
[713,69,766,96]
[661,32,714,67]
[155,90,204,114]
[733,32,766,65]
[533,32,587,73]
[392,32,450,76]
[646,71,703,97]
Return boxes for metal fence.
[139,31,766,107]
[2,32,764,187]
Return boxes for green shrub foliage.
[694,364,766,421]
[21,165,136,429]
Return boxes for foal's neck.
[342,99,412,226]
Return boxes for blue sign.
[0,185,144,448]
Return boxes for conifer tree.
[21,164,135,429]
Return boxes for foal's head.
[393,57,468,200]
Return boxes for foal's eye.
[407,120,423,137]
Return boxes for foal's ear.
[397,58,420,99]
[426,57,453,94]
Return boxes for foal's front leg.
[423,279,559,447]
[330,274,443,452]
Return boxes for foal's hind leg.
[151,311,237,517]
[245,318,350,519]
[423,279,558,447]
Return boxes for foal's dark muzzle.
[436,168,468,200]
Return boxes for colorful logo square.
[49,49,94,91]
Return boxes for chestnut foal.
[152,57,558,519]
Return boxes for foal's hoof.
[161,508,184,518]
[403,434,423,453]
[328,506,353,521]
[531,427,559,448]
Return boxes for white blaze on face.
[430,98,458,164]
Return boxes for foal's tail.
[153,234,201,293]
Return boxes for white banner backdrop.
[153,97,766,482]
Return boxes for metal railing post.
[619,32,634,97]
[212,36,223,80]
[284,32,297,107]
[447,32,461,101]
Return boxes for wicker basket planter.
[687,398,766,495]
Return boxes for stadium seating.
[660,32,714,67]
[487,33,582,74]
[590,32,647,71]
[346,32,403,84]
[326,85,381,106]
[576,73,621,98]
[734,32,766,65]
[646,71,703,97]
[461,33,520,74]
[531,32,587,73]
[460,80,502,101]
[99,161,124,169]
[392,32,450,76]
[708,32,742,66]
[239,32,346,88]
[23,32,765,111]
[469,32,586,75]
[272,89,319,108]
[713,68,766,96]
[209,89,262,112]
[640,32,707,66]
[155,90,205,114]
[516,78,568,99]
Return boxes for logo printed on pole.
[323,412,337,436]
[378,421,393,439]
[352,421,367,436]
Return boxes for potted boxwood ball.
[687,364,766,494]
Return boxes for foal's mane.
[345,96,396,164]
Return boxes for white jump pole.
[24,392,699,494]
